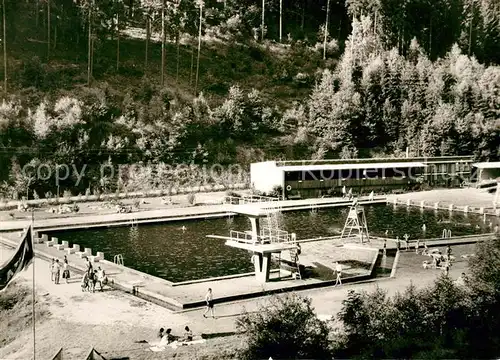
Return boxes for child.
[183,326,193,342]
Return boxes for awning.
[472,162,500,169]
[279,162,427,172]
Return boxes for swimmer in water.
[181,226,187,231]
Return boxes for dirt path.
[0,249,245,360]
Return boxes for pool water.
[47,205,497,282]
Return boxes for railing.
[228,230,256,244]
[114,254,124,266]
[224,195,280,205]
[260,228,291,243]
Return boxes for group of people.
[50,255,108,291]
[422,245,454,275]
[81,256,107,292]
[157,326,193,345]
[50,256,70,284]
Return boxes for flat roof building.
[472,162,500,184]
[251,156,474,199]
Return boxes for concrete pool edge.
[2,233,495,312]
[0,196,387,232]
[0,233,373,311]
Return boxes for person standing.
[335,262,342,286]
[53,259,61,284]
[62,257,70,284]
[415,239,420,254]
[203,288,215,318]
[50,258,55,282]
[84,256,93,276]
[96,266,106,291]
[446,245,452,260]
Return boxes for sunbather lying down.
[148,338,206,352]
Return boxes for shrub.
[237,294,332,360]
[268,185,283,198]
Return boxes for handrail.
[224,195,280,205]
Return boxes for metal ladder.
[114,254,124,266]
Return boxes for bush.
[236,294,333,360]
[268,185,283,198]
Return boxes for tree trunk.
[176,31,180,84]
[54,18,57,49]
[301,0,305,31]
[323,0,330,59]
[468,1,474,56]
[161,0,165,86]
[2,0,6,93]
[195,2,202,95]
[87,2,92,86]
[145,15,150,70]
[279,0,282,42]
[189,44,194,86]
[47,0,50,60]
[429,17,432,57]
[91,37,94,79]
[261,0,265,41]
[116,14,120,71]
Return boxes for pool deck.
[0,196,386,232]
[1,230,495,312]
[0,233,375,311]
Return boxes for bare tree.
[261,0,265,41]
[47,0,50,60]
[116,12,120,71]
[195,0,203,95]
[2,0,6,93]
[323,0,330,59]
[161,0,165,86]
[279,0,282,42]
[144,7,151,70]
[87,0,93,86]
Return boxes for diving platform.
[226,196,387,216]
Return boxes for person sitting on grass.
[165,328,174,344]
[158,328,165,339]
[182,326,193,343]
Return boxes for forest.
[0,0,499,198]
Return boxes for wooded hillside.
[0,0,499,198]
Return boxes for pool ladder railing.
[114,254,124,266]
[442,229,452,239]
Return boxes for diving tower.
[340,200,370,243]
[207,200,301,283]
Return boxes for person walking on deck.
[203,288,215,318]
[335,262,342,286]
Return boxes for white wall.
[250,161,283,194]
